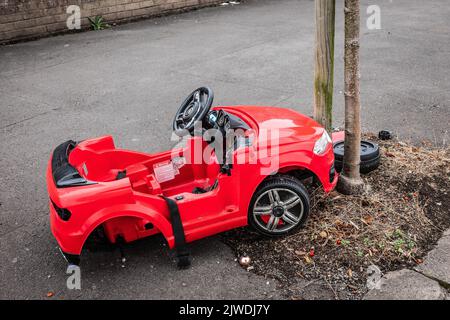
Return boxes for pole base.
[337,174,365,195]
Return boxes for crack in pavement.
[412,269,450,292]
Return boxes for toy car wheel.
[333,140,380,174]
[248,175,310,237]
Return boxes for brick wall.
[0,0,225,44]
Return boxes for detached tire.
[248,175,310,237]
[334,140,380,174]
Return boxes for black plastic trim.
[51,140,95,188]
[51,199,72,221]
[59,248,80,266]
[227,112,251,130]
[329,164,336,183]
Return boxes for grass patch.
[88,16,110,30]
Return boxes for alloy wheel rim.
[253,188,304,233]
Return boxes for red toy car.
[47,87,338,267]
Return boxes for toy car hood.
[220,105,324,141]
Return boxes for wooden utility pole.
[314,0,336,133]
[337,0,365,194]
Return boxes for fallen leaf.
[347,268,353,278]
[362,215,373,225]
[304,256,312,264]
[295,250,307,256]
[319,231,328,238]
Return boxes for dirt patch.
[222,135,450,300]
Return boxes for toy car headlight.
[313,130,332,155]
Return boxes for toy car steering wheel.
[173,87,214,136]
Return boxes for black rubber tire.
[248,175,310,237]
[333,140,380,174]
[83,225,115,252]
